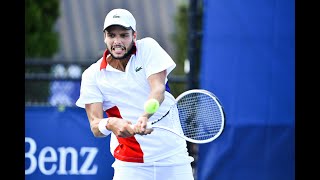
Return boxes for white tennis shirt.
[76,37,190,164]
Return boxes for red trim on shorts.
[106,106,144,163]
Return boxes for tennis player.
[76,8,194,179]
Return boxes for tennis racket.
[141,89,226,144]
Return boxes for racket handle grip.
[146,121,152,129]
[129,122,153,129]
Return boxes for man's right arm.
[85,102,136,138]
[85,102,107,137]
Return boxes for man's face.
[104,25,136,60]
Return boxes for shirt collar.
[100,43,137,70]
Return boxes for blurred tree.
[25,0,60,104]
[170,3,188,97]
[170,1,202,97]
[25,0,59,57]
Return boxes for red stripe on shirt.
[106,106,144,163]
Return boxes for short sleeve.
[139,37,176,79]
[75,65,103,108]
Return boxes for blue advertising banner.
[25,106,114,180]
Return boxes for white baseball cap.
[103,8,136,31]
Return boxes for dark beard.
[108,41,136,60]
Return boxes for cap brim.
[105,24,131,31]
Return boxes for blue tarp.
[197,0,295,179]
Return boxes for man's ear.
[133,31,137,42]
[103,32,107,44]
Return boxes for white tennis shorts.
[112,151,194,180]
[113,163,194,180]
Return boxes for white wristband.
[98,118,112,136]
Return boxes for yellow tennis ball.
[144,99,160,114]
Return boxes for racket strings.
[178,93,223,141]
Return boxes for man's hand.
[107,117,135,138]
[133,115,153,135]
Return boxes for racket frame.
[147,89,225,144]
